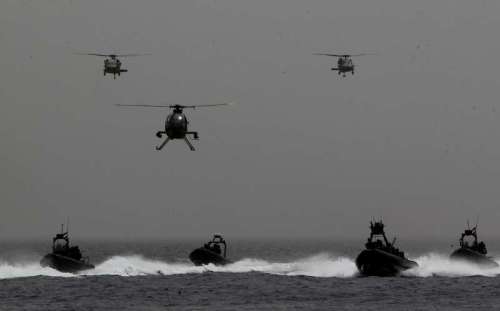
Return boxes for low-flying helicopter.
[75,53,150,79]
[116,103,232,151]
[313,53,374,77]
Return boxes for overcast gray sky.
[1,0,500,240]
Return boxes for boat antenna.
[467,219,470,230]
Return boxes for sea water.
[0,239,499,310]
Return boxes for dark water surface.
[1,239,500,310]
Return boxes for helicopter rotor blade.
[182,102,234,109]
[74,53,110,57]
[350,53,377,57]
[116,102,234,109]
[313,53,376,57]
[114,53,152,57]
[313,53,344,57]
[74,52,151,57]
[116,104,171,108]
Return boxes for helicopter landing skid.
[156,137,170,150]
[156,131,165,138]
[187,131,199,140]
[183,137,195,151]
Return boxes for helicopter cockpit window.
[107,59,118,67]
[169,114,184,123]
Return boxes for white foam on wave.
[0,261,72,279]
[404,253,500,277]
[1,253,499,279]
[0,253,357,279]
[85,255,205,276]
[85,253,357,278]
[199,253,358,278]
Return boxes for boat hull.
[40,253,95,273]
[450,248,499,268]
[356,249,418,276]
[189,247,230,266]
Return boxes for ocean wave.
[0,253,499,279]
[404,253,500,277]
[86,253,357,277]
[0,253,356,279]
[0,261,72,279]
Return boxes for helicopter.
[313,53,374,77]
[75,53,150,79]
[116,103,232,151]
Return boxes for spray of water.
[85,253,357,277]
[0,253,498,279]
[0,261,72,279]
[404,253,500,277]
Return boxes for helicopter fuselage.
[333,57,355,75]
[155,109,199,151]
[165,112,189,139]
[314,52,372,77]
[104,58,127,77]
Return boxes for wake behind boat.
[450,222,498,268]
[356,221,418,276]
[189,234,231,266]
[40,225,94,273]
